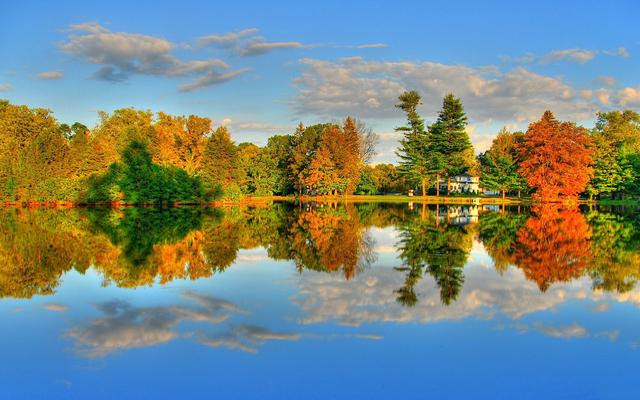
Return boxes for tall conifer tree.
[394,91,431,196]
[427,94,473,196]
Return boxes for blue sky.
[1,0,639,162]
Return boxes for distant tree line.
[2,95,639,204]
[0,99,378,204]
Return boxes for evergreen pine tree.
[394,91,431,196]
[427,94,473,196]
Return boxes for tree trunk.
[421,179,426,197]
[448,177,451,195]
[518,190,521,199]
[502,190,505,201]
[436,174,440,197]
[589,193,593,201]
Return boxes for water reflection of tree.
[513,204,592,291]
[5,201,640,299]
[286,203,376,279]
[480,205,640,294]
[0,208,112,298]
[396,205,474,306]
[585,210,640,293]
[478,211,527,273]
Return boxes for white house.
[438,173,481,194]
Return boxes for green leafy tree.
[479,128,527,199]
[591,110,640,198]
[585,133,634,200]
[355,166,378,195]
[201,126,241,200]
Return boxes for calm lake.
[1,202,639,399]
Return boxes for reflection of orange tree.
[513,204,592,291]
[0,209,118,298]
[288,203,375,279]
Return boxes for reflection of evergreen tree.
[396,210,473,306]
[87,207,209,267]
[394,264,422,307]
[478,211,528,273]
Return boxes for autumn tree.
[372,164,404,193]
[289,123,327,196]
[517,111,593,202]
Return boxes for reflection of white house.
[438,174,481,194]
[437,205,479,225]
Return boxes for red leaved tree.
[517,111,593,202]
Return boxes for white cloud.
[222,118,293,134]
[198,28,258,48]
[503,47,629,65]
[179,68,250,92]
[66,293,245,357]
[597,76,617,86]
[595,88,612,105]
[199,325,300,353]
[238,38,306,56]
[293,57,597,124]
[42,303,68,312]
[540,48,597,64]
[68,22,108,34]
[603,47,630,58]
[0,83,13,91]
[499,52,536,63]
[357,43,388,49]
[618,86,640,106]
[61,22,244,90]
[36,71,64,80]
[534,322,588,339]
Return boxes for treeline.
[393,90,640,201]
[3,95,640,203]
[0,100,377,204]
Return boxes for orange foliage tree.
[517,111,593,202]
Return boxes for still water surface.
[1,202,639,399]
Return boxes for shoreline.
[0,195,635,208]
